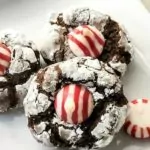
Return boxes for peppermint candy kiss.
[54,84,94,124]
[0,43,11,76]
[124,99,150,138]
[68,25,105,58]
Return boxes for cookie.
[39,7,133,76]
[124,99,150,138]
[0,30,41,112]
[24,57,127,149]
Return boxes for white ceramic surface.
[0,0,150,150]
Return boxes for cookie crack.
[8,86,18,108]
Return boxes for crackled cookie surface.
[0,31,41,112]
[24,57,127,149]
[39,7,133,76]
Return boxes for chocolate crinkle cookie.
[39,7,133,77]
[0,30,41,112]
[24,57,127,149]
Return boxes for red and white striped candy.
[0,43,11,76]
[54,84,94,124]
[68,25,105,58]
[124,99,150,138]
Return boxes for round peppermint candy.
[0,43,11,75]
[124,99,150,138]
[54,84,94,124]
[68,25,105,58]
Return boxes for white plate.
[0,0,150,150]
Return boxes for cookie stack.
[0,7,134,149]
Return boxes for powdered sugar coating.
[0,76,7,82]
[91,104,127,148]
[15,75,35,108]
[91,104,127,137]
[24,76,51,116]
[38,25,66,63]
[109,60,127,76]
[24,57,127,149]
[34,122,47,135]
[0,30,41,112]
[39,7,133,76]
[63,7,108,31]
[0,30,26,47]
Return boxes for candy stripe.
[0,47,11,57]
[147,127,150,136]
[0,52,11,62]
[87,25,105,46]
[82,88,90,121]
[0,45,11,75]
[55,89,64,118]
[0,44,11,53]
[0,58,10,68]
[85,36,100,57]
[131,125,137,137]
[131,99,138,104]
[135,126,141,138]
[141,128,144,138]
[127,122,133,135]
[142,99,148,103]
[68,34,91,56]
[144,128,149,138]
[74,28,83,34]
[0,71,3,75]
[72,85,81,124]
[77,86,84,123]
[83,25,105,46]
[0,64,5,73]
[88,94,93,116]
[68,40,85,56]
[65,85,76,123]
[54,98,57,108]
[61,86,69,122]
[124,120,131,130]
